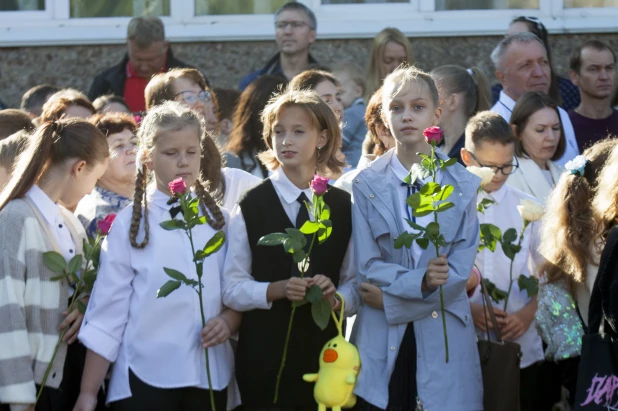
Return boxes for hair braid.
[129,165,150,248]
[194,179,225,230]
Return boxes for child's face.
[383,81,441,147]
[462,141,515,193]
[173,77,218,134]
[0,166,10,190]
[62,158,110,208]
[272,105,326,171]
[333,71,362,109]
[314,80,344,122]
[147,126,201,195]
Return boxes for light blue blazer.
[351,149,483,411]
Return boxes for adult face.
[381,41,407,78]
[172,77,218,134]
[127,39,169,79]
[99,128,138,190]
[275,10,316,55]
[517,107,561,166]
[571,47,616,100]
[497,40,551,101]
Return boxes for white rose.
[466,166,495,187]
[517,199,544,222]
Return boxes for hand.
[201,316,232,348]
[308,274,336,300]
[470,302,507,332]
[358,282,384,310]
[73,392,98,411]
[422,255,449,292]
[284,277,310,301]
[502,310,533,341]
[59,301,86,344]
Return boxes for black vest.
[236,179,352,407]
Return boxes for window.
[0,0,44,11]
[70,0,170,18]
[564,0,618,6]
[435,0,538,9]
[321,0,407,3]
[195,0,287,15]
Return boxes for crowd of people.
[1,2,618,411]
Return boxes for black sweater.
[588,226,618,335]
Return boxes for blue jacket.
[351,149,483,411]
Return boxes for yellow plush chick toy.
[303,295,361,411]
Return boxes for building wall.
[1,33,617,108]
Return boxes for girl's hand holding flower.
[423,255,450,292]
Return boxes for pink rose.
[97,214,117,236]
[310,175,329,196]
[168,178,188,195]
[423,127,443,146]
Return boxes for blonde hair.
[129,101,225,249]
[593,140,618,243]
[381,65,439,113]
[258,88,344,176]
[541,138,617,294]
[366,28,414,101]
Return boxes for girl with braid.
[74,102,240,411]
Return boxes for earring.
[317,146,321,150]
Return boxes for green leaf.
[503,228,518,244]
[292,299,309,308]
[77,299,87,314]
[67,254,83,274]
[318,220,333,244]
[435,185,454,201]
[436,202,455,213]
[394,232,415,249]
[319,205,330,221]
[299,221,320,234]
[83,240,92,259]
[196,262,203,278]
[82,269,97,291]
[422,157,433,171]
[159,220,186,231]
[416,237,430,250]
[292,249,306,263]
[202,231,226,257]
[479,223,502,252]
[69,272,79,285]
[444,157,458,167]
[51,274,67,281]
[402,173,412,184]
[257,233,289,246]
[405,219,425,231]
[305,284,323,304]
[425,221,440,237]
[483,278,508,304]
[286,228,307,246]
[502,243,522,261]
[518,275,539,298]
[412,205,435,217]
[311,298,331,330]
[163,267,188,282]
[43,252,67,273]
[420,182,441,196]
[157,280,182,298]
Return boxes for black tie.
[169,205,183,219]
[293,192,312,277]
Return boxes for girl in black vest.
[222,88,359,411]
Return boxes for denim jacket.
[351,149,483,411]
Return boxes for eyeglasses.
[175,90,211,105]
[275,20,312,30]
[466,150,520,176]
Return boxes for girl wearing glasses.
[507,91,566,204]
[430,65,492,165]
[145,69,261,213]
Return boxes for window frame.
[0,0,616,47]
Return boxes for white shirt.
[490,90,579,166]
[221,167,262,213]
[26,185,78,297]
[390,153,436,269]
[222,168,359,316]
[79,187,234,404]
[469,184,544,368]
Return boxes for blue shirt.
[342,98,367,168]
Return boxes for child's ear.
[461,148,473,167]
[433,106,442,126]
[318,129,329,149]
[355,84,364,99]
[70,159,87,178]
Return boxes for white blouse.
[79,187,234,404]
[221,167,262,213]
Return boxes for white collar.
[499,90,517,113]
[270,168,314,205]
[481,182,508,204]
[147,185,198,211]
[390,152,437,185]
[26,185,62,228]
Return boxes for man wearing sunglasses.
[490,32,579,167]
[89,16,201,114]
[238,3,319,91]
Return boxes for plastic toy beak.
[323,348,338,363]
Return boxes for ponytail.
[0,118,108,211]
[430,65,491,118]
[129,163,150,249]
[468,67,492,114]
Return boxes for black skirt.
[357,322,419,411]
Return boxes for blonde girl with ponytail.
[74,101,240,411]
